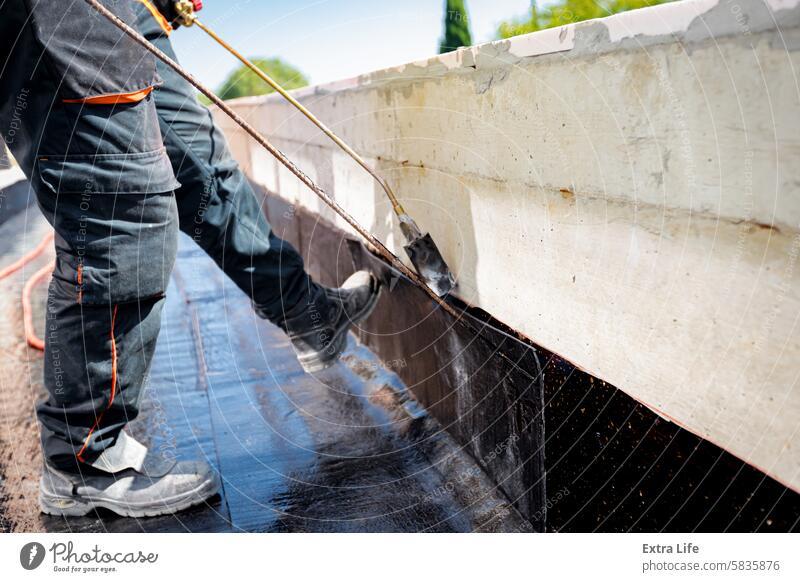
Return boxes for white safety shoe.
[39,432,220,518]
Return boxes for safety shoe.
[281,270,381,373]
[40,432,220,518]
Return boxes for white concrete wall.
[215,0,800,491]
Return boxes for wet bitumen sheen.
[39,236,526,533]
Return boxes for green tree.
[498,0,669,39]
[439,0,473,54]
[216,57,309,101]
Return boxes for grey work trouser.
[0,0,323,471]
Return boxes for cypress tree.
[439,0,473,54]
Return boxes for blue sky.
[169,0,533,90]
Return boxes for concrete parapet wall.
[216,0,800,491]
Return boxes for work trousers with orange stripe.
[0,0,324,471]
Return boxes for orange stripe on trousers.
[76,304,119,462]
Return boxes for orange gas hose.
[0,231,55,351]
[22,261,53,350]
[0,230,53,279]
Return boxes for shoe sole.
[297,276,382,374]
[39,473,221,518]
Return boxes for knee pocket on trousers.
[47,191,179,305]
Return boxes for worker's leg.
[1,0,218,518]
[0,0,180,471]
[34,190,179,470]
[134,7,382,372]
[134,5,318,323]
